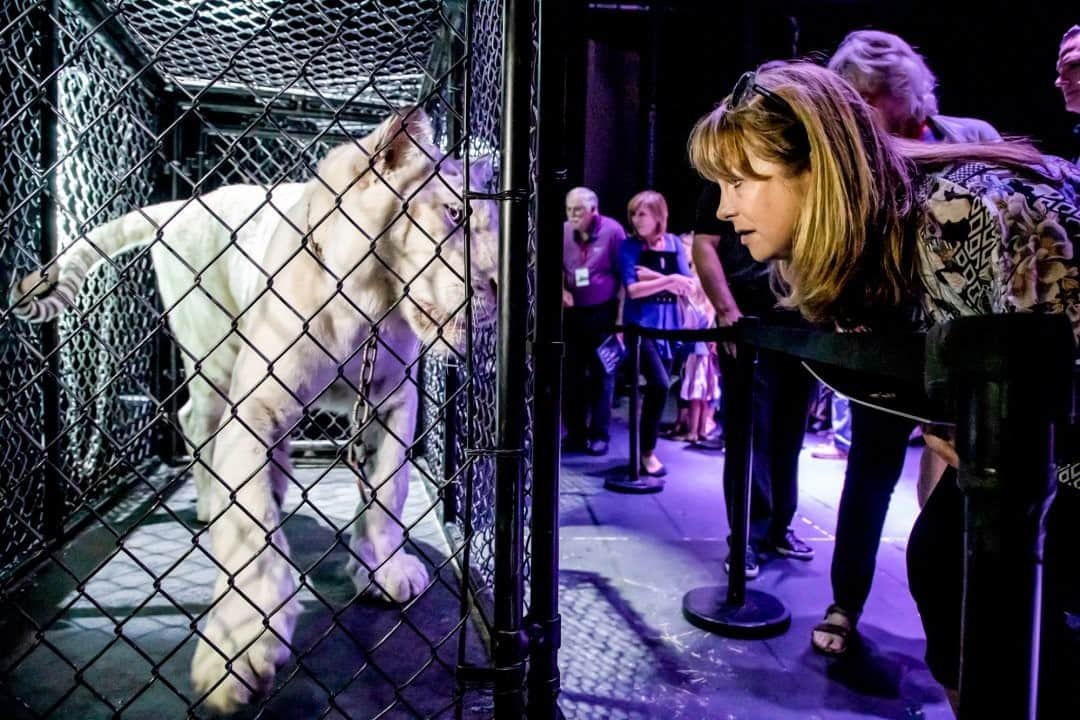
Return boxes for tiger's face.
[395,156,499,352]
[311,109,499,353]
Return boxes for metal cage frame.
[0,0,566,717]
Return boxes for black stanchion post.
[927,315,1073,720]
[605,327,663,493]
[629,328,640,483]
[723,337,754,603]
[683,318,790,637]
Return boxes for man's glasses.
[730,71,795,117]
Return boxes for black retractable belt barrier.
[925,314,1075,720]
[603,314,1072,694]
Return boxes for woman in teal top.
[618,190,694,477]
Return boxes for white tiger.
[9,109,499,712]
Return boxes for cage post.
[493,0,535,714]
[152,92,183,463]
[443,357,462,523]
[527,0,573,713]
[35,0,65,540]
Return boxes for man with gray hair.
[828,29,1000,143]
[561,186,626,455]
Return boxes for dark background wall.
[571,0,1078,234]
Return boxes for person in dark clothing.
[810,29,1002,658]
[692,183,815,579]
[688,59,1079,717]
[562,186,626,456]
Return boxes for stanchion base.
[682,586,791,638]
[603,470,665,494]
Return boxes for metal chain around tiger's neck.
[348,328,379,487]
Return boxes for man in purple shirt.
[562,187,626,455]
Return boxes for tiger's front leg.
[346,333,430,603]
[190,345,314,713]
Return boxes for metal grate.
[0,0,162,576]
[0,0,49,575]
[108,0,442,107]
[53,0,161,505]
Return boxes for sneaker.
[723,548,760,579]
[771,529,814,560]
[586,439,609,456]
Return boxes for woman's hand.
[667,275,695,297]
[634,265,663,281]
[714,306,742,359]
[922,424,959,468]
[562,288,574,308]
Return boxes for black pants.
[907,469,1080,715]
[636,336,670,455]
[563,300,618,443]
[831,405,915,616]
[723,348,815,550]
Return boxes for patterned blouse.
[913,159,1080,337]
[912,158,1080,484]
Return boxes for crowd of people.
[560,26,1080,717]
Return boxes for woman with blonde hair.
[618,190,695,477]
[689,61,1080,714]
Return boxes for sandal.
[811,604,856,657]
[639,462,668,478]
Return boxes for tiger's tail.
[7,199,186,323]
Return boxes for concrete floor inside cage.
[556,400,952,720]
[0,464,491,720]
[3,400,952,720]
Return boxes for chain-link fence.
[0,0,544,717]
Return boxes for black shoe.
[723,548,760,579]
[586,440,609,456]
[561,436,588,454]
[690,435,724,451]
[771,529,814,560]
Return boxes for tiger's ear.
[366,106,434,174]
[469,155,495,190]
[316,107,434,193]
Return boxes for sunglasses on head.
[730,70,795,117]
